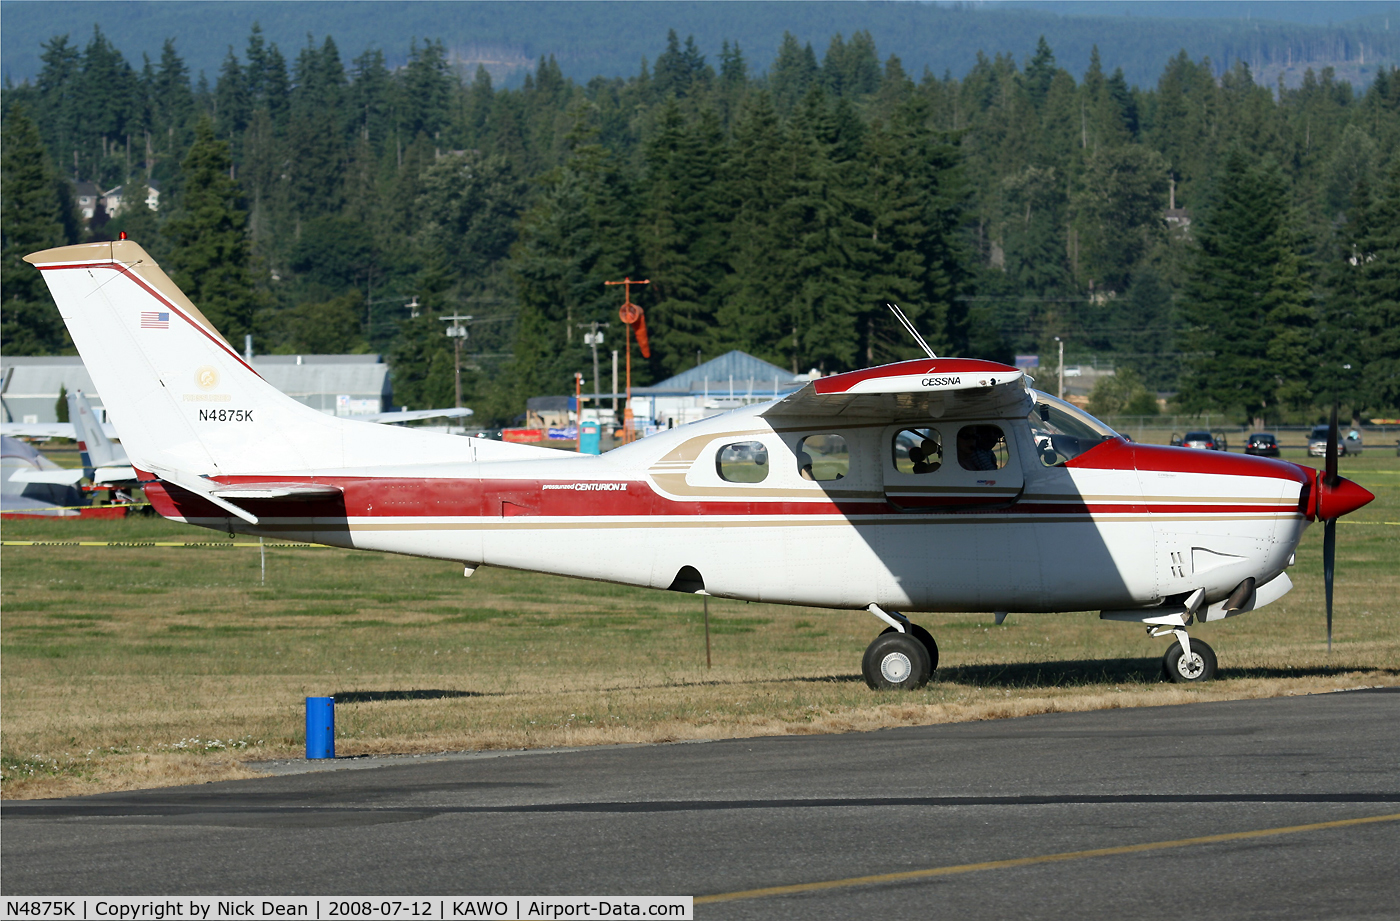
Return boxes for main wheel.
[1162,638,1217,683]
[880,624,939,672]
[863,631,932,690]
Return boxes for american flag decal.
[140,311,170,329]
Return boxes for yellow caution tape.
[1,540,322,548]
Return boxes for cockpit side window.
[893,428,942,474]
[956,425,1007,471]
[798,434,849,481]
[1028,392,1119,466]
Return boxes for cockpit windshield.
[1028,392,1119,466]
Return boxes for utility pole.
[1055,336,1064,402]
[441,312,472,409]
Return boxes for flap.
[207,482,344,501]
[763,359,1033,422]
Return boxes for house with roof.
[102,180,160,218]
[74,181,103,221]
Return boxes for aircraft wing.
[0,422,76,439]
[359,408,474,424]
[762,359,1033,422]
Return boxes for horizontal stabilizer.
[92,466,138,485]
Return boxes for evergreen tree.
[641,102,725,374]
[1344,163,1400,411]
[510,135,638,398]
[151,39,195,170]
[163,117,258,337]
[769,33,819,113]
[1,106,77,354]
[1180,150,1315,422]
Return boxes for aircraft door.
[883,422,1024,512]
[875,422,1027,610]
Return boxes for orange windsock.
[620,301,650,358]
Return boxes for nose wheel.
[1163,636,1217,683]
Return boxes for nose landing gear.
[862,604,938,690]
[1162,631,1218,683]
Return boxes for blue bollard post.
[305,696,335,759]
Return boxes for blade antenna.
[886,302,937,359]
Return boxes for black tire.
[863,631,932,690]
[1162,638,1217,683]
[880,624,939,672]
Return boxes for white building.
[1,354,393,425]
[101,180,161,218]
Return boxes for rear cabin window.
[798,434,849,481]
[956,425,1008,471]
[893,428,942,474]
[716,442,769,483]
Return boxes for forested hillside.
[2,26,1398,424]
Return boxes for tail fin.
[23,241,499,486]
[67,389,126,468]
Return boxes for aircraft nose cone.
[1320,475,1375,520]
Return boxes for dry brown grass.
[3,453,1397,800]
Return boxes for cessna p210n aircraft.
[26,240,1375,688]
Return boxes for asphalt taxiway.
[3,688,1398,919]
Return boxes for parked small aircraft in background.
[1,434,87,516]
[67,389,136,486]
[25,240,1375,686]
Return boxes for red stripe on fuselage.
[158,473,1296,522]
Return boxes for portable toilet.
[580,419,601,455]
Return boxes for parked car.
[1244,433,1280,456]
[1308,425,1362,456]
[1182,431,1224,451]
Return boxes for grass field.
[2,452,1396,799]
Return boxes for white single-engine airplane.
[26,240,1375,687]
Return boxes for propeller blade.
[1323,516,1336,652]
[1325,403,1339,487]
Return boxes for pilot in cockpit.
[958,427,998,471]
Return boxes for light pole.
[1055,336,1064,402]
[578,322,606,408]
[440,313,472,409]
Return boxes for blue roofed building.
[628,350,809,434]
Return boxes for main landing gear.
[862,604,938,690]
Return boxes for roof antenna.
[886,302,937,359]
